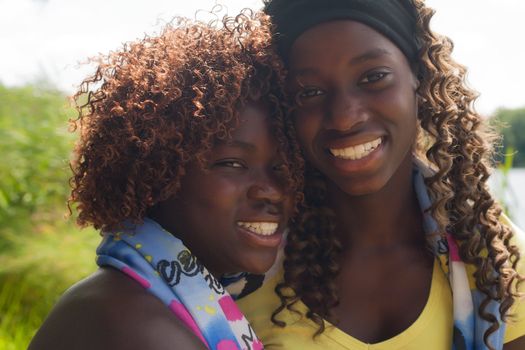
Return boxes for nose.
[325,89,369,132]
[247,172,286,206]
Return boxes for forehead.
[225,102,276,145]
[289,20,406,72]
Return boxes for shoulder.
[237,270,305,332]
[463,215,525,343]
[29,267,206,350]
[494,215,525,344]
[237,270,282,314]
[504,335,525,349]
[502,214,525,250]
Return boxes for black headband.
[264,0,420,64]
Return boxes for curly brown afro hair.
[69,10,304,233]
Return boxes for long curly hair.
[269,0,523,348]
[68,11,304,232]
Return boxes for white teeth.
[237,222,278,236]
[329,137,382,160]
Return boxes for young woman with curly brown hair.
[28,11,303,350]
[236,1,525,349]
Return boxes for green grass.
[0,83,99,349]
[0,218,99,350]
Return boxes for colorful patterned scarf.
[414,162,505,350]
[96,218,264,350]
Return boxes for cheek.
[294,113,320,150]
[200,181,241,212]
[386,88,418,131]
[404,96,419,138]
[179,176,241,214]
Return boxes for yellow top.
[238,257,525,349]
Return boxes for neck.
[327,156,424,252]
[148,211,227,278]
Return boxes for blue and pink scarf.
[414,162,506,350]
[96,218,263,350]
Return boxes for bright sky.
[1,0,524,115]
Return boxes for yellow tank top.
[238,259,525,349]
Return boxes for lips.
[329,137,382,160]
[236,221,279,236]
[235,219,284,248]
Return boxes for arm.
[504,335,525,350]
[502,217,525,350]
[29,268,206,350]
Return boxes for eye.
[272,162,287,172]
[215,160,246,169]
[271,162,290,185]
[298,87,325,99]
[359,71,390,84]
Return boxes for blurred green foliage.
[0,83,98,349]
[0,84,74,228]
[493,107,525,167]
[494,148,516,218]
[0,221,98,350]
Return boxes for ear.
[412,73,422,119]
[412,72,420,91]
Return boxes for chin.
[236,253,277,275]
[336,176,387,197]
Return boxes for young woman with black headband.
[237,1,525,349]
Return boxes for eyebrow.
[220,140,256,151]
[291,47,392,77]
[350,47,391,64]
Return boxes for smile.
[329,137,382,160]
[236,221,278,236]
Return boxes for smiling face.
[151,102,294,276]
[288,20,419,196]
